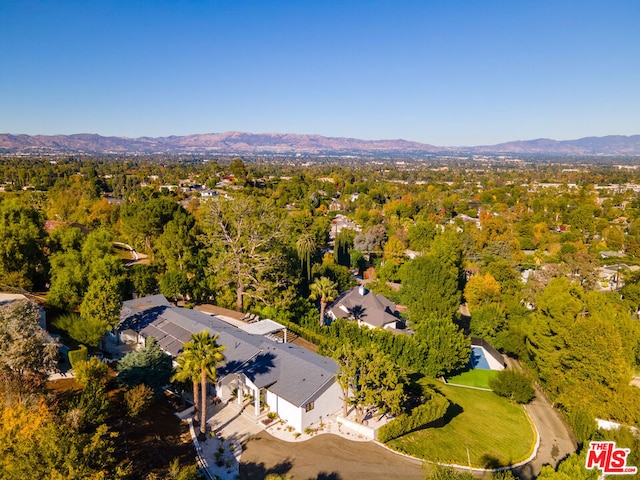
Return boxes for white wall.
[300,380,343,431]
[337,416,375,440]
[266,379,342,433]
[270,393,303,432]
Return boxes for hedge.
[276,318,326,347]
[378,393,450,443]
[68,344,88,368]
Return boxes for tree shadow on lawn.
[430,401,464,429]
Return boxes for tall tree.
[407,220,437,252]
[401,254,461,321]
[309,276,338,327]
[120,196,183,258]
[0,199,47,289]
[201,196,288,312]
[335,228,355,267]
[354,224,387,255]
[229,158,248,181]
[46,250,86,311]
[160,270,189,305]
[464,273,501,313]
[311,261,356,293]
[180,331,226,438]
[296,232,316,283]
[79,277,123,331]
[334,342,405,422]
[0,300,58,389]
[414,315,470,377]
[117,337,173,397]
[171,353,202,423]
[155,209,198,273]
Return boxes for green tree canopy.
[117,337,173,397]
[413,315,470,377]
[0,199,47,289]
[311,261,356,293]
[334,342,406,423]
[401,254,461,321]
[80,277,123,331]
[160,270,189,305]
[201,195,290,312]
[309,276,338,327]
[120,196,183,257]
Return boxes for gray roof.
[328,286,400,328]
[118,296,337,407]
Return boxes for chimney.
[358,285,367,296]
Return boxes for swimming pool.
[469,346,491,370]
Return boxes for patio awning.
[239,319,286,336]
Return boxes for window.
[304,401,314,412]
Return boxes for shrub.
[68,344,88,368]
[68,381,109,429]
[124,384,154,418]
[73,356,109,388]
[489,369,535,404]
[53,312,108,348]
[167,458,201,480]
[117,338,172,396]
[378,393,449,443]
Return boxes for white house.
[117,295,342,432]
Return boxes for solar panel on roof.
[141,325,164,339]
[163,322,191,340]
[164,339,183,356]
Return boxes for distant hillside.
[0,132,443,155]
[0,132,639,156]
[467,135,640,155]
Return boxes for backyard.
[387,379,535,469]
[446,368,499,389]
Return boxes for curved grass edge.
[384,382,538,469]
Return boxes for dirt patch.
[48,378,196,479]
[240,431,425,480]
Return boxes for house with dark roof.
[326,285,404,330]
[117,295,342,432]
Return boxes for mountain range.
[1,132,639,156]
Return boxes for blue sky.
[1,0,639,145]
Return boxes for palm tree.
[179,331,226,439]
[309,276,338,327]
[171,353,201,422]
[296,233,316,283]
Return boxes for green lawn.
[446,369,499,389]
[387,379,535,468]
[113,245,134,261]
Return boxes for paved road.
[512,382,577,479]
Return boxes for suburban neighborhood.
[2,149,640,480]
